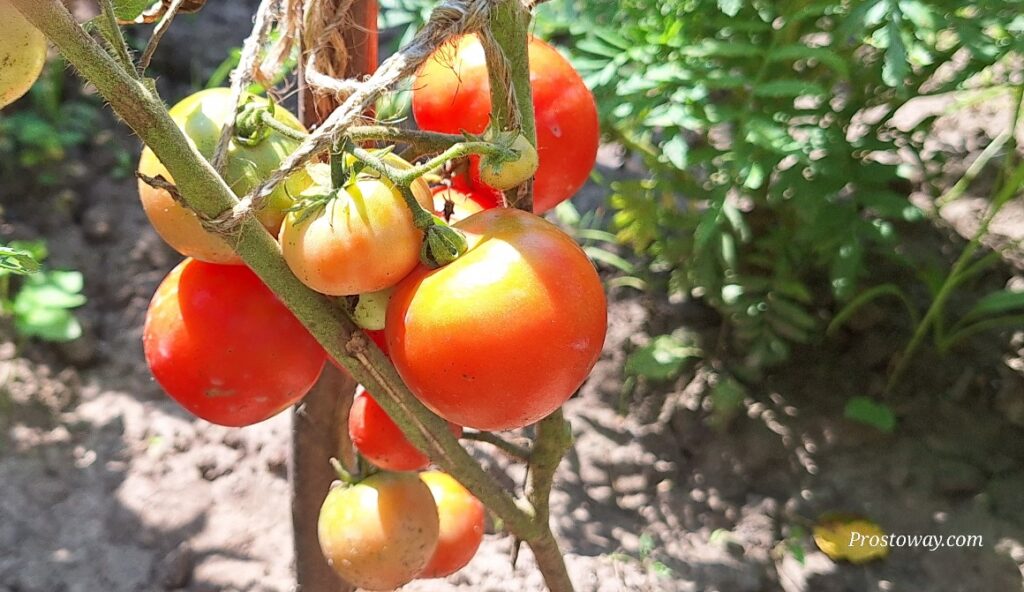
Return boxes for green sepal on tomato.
[413,35,599,214]
[143,259,326,427]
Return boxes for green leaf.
[963,290,1024,322]
[882,19,909,87]
[113,0,154,21]
[718,0,743,17]
[767,46,850,78]
[753,80,828,98]
[844,397,896,433]
[0,246,41,275]
[624,334,702,382]
[662,135,688,169]
[14,307,82,342]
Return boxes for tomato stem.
[462,430,531,461]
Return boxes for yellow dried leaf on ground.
[813,516,889,564]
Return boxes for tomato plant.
[413,34,599,214]
[386,208,607,431]
[420,471,485,579]
[0,1,46,109]
[280,157,433,295]
[137,88,311,265]
[349,387,462,472]
[318,472,439,590]
[143,258,326,426]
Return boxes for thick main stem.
[12,0,544,549]
[483,0,536,211]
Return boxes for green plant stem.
[889,159,1024,391]
[462,430,531,460]
[97,0,136,75]
[13,0,553,553]
[483,0,536,210]
[352,142,510,187]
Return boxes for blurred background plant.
[0,240,85,344]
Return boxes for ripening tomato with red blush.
[413,35,599,214]
[386,208,607,431]
[143,259,326,426]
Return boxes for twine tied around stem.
[189,0,508,239]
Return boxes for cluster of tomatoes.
[139,31,604,589]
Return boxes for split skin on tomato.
[413,35,599,213]
[137,88,311,264]
[279,157,433,296]
[143,259,326,427]
[419,471,485,579]
[0,1,47,109]
[386,208,607,431]
[432,184,486,224]
[349,387,462,472]
[318,472,440,591]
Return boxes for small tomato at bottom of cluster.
[318,472,439,591]
[419,471,486,579]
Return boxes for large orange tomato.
[137,88,310,264]
[318,473,439,590]
[279,158,433,295]
[386,208,607,431]
[143,259,326,426]
[419,471,485,579]
[412,35,599,214]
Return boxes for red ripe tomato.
[318,473,439,590]
[419,471,485,579]
[386,208,607,431]
[349,387,462,472]
[413,35,599,214]
[143,259,326,426]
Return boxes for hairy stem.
[13,0,545,547]
[462,430,532,460]
[483,0,536,210]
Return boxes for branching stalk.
[462,430,532,460]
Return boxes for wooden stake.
[291,2,378,591]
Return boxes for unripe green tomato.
[352,287,394,331]
[478,134,539,191]
[0,1,47,109]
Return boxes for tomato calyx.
[420,213,469,268]
[233,97,278,147]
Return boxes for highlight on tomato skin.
[419,471,486,579]
[349,387,463,472]
[386,208,608,431]
[413,34,600,214]
[142,258,327,427]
